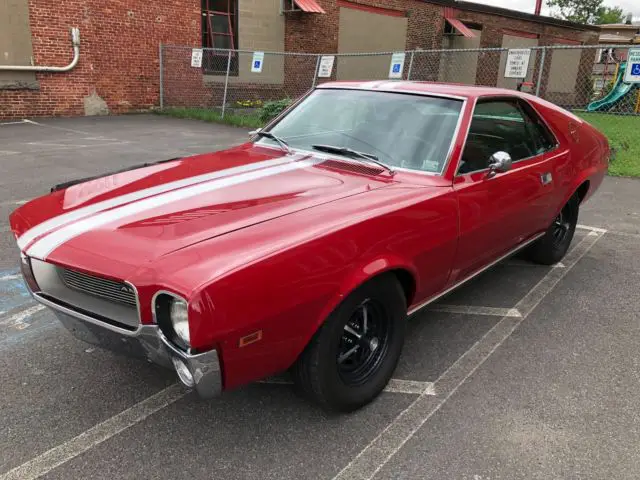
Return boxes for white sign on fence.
[504,49,531,79]
[388,52,406,79]
[190,48,203,68]
[318,55,335,78]
[251,51,265,73]
[624,48,640,83]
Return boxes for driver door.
[450,98,559,283]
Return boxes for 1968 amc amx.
[9,81,608,411]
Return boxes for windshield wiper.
[311,144,395,174]
[256,131,292,155]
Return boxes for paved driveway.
[1,115,639,480]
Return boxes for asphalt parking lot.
[1,115,640,480]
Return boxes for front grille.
[59,268,137,308]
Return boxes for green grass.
[157,107,263,129]
[577,112,640,178]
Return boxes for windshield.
[256,89,463,174]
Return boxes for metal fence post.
[158,43,164,110]
[311,54,321,89]
[407,50,415,80]
[221,50,232,119]
[535,46,546,97]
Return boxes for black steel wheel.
[527,194,579,265]
[552,210,572,249]
[292,274,407,412]
[337,299,391,386]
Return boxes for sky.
[473,0,639,21]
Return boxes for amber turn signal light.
[239,330,263,348]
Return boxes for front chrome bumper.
[34,293,222,398]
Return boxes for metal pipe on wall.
[0,28,80,72]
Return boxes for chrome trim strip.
[440,98,468,177]
[407,232,546,316]
[317,84,468,101]
[152,289,192,353]
[33,292,143,336]
[455,146,569,177]
[125,280,142,326]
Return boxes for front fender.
[311,255,418,336]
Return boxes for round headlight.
[169,298,190,347]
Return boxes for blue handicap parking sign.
[632,63,640,76]
[392,64,401,73]
[254,60,261,69]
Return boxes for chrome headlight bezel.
[153,291,191,350]
[169,298,190,345]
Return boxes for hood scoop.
[320,159,384,177]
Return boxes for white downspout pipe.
[0,27,80,72]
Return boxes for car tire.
[292,274,407,412]
[526,194,579,266]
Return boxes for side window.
[458,99,555,175]
[519,101,557,153]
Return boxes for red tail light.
[20,254,40,293]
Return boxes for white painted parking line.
[0,199,28,206]
[0,305,45,327]
[0,273,21,281]
[259,378,436,396]
[332,231,604,480]
[0,151,20,156]
[24,141,130,152]
[577,224,608,233]
[0,120,30,126]
[0,384,187,480]
[429,304,522,318]
[384,379,435,395]
[23,119,112,138]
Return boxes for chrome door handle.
[540,172,553,185]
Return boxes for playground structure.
[588,62,640,113]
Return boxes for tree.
[547,0,626,25]
[595,6,625,24]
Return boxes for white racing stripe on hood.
[17,155,298,251]
[26,157,321,260]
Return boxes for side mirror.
[249,128,262,137]
[487,151,512,178]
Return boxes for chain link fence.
[160,44,639,175]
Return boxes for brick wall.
[0,0,200,119]
[2,0,601,119]
[454,9,599,97]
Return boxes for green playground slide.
[587,62,635,112]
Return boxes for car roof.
[316,80,528,100]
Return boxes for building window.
[202,0,239,75]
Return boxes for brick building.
[0,0,599,119]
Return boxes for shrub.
[259,98,292,123]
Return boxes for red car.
[9,82,608,411]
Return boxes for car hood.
[10,144,395,279]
